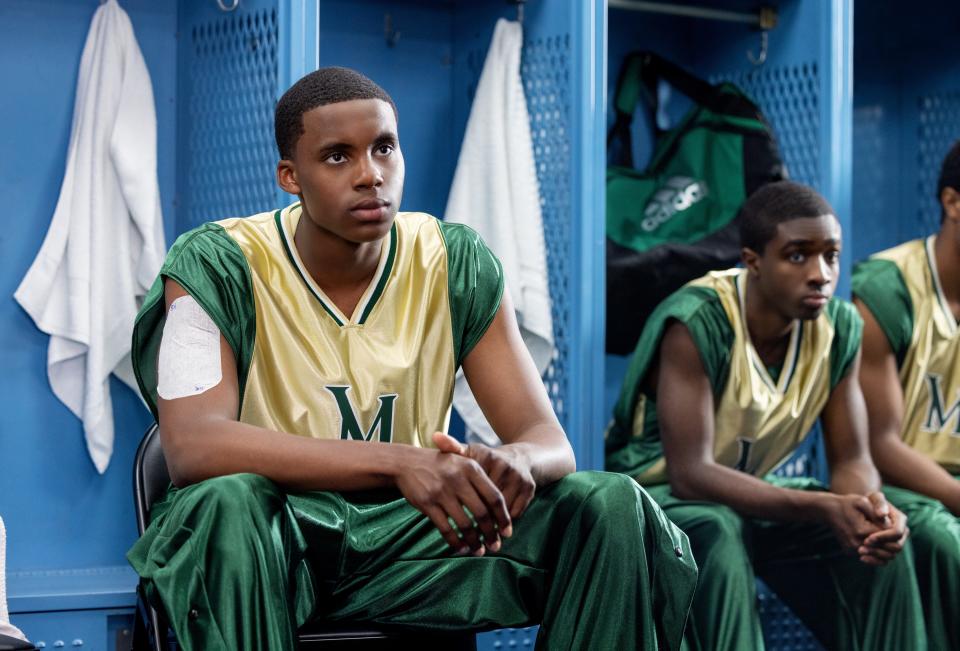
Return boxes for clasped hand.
[393,432,536,556]
[827,491,909,566]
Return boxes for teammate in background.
[852,140,960,650]
[126,67,698,650]
[606,180,925,650]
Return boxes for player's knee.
[908,512,960,565]
[684,506,746,556]
[554,471,641,522]
[187,472,280,520]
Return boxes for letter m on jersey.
[923,374,960,435]
[325,386,398,442]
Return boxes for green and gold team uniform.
[854,236,960,650]
[607,268,925,651]
[128,203,697,650]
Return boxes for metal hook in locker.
[747,6,777,66]
[216,0,239,11]
[507,0,525,24]
[384,14,400,47]
[747,31,769,66]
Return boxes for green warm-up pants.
[128,471,698,650]
[645,479,926,651]
[883,483,960,651]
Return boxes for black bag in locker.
[606,51,787,355]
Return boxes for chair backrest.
[129,423,477,649]
[133,424,171,536]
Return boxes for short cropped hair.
[274,67,397,160]
[739,181,835,253]
[937,140,960,222]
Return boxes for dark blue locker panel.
[716,63,820,187]
[853,0,960,261]
[757,580,824,651]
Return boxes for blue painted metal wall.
[0,0,176,579]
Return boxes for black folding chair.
[132,424,476,650]
[0,634,37,651]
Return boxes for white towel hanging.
[14,0,166,473]
[445,18,554,446]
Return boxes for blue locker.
[602,2,852,649]
[852,0,960,259]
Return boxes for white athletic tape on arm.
[157,295,223,400]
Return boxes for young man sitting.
[127,67,698,650]
[853,140,960,650]
[606,181,924,650]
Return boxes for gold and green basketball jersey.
[132,203,504,447]
[606,268,862,484]
[853,237,960,471]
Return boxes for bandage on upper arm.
[157,295,223,400]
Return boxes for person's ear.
[941,187,960,223]
[277,160,301,196]
[741,246,762,277]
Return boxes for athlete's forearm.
[872,432,960,514]
[829,456,882,496]
[671,461,830,522]
[500,421,576,486]
[162,417,427,492]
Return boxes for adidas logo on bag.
[641,176,709,232]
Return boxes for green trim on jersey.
[359,225,398,324]
[439,221,505,368]
[827,298,864,388]
[273,209,399,327]
[611,285,734,428]
[606,279,862,479]
[852,237,960,471]
[274,209,342,326]
[132,213,505,420]
[852,257,914,366]
[132,223,257,420]
[606,285,733,477]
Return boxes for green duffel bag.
[606,51,786,354]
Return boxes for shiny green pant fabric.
[128,471,698,650]
[883,483,960,651]
[645,479,926,651]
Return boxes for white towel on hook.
[445,18,553,446]
[14,0,166,473]
[0,517,28,642]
